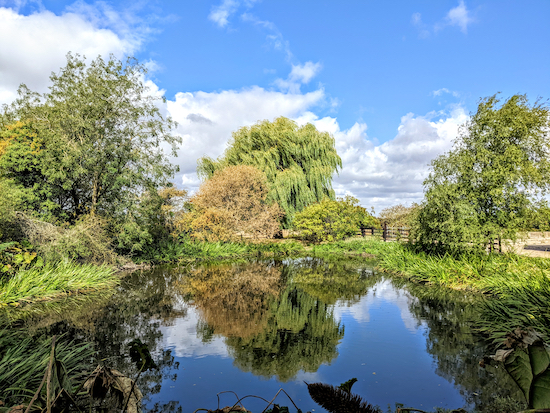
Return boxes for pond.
[2,256,523,412]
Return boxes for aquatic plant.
[0,331,93,407]
[306,381,380,413]
[489,329,550,410]
[0,261,117,305]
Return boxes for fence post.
[383,222,387,242]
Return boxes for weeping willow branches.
[197,117,342,226]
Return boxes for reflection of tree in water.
[289,256,379,305]
[176,261,283,338]
[9,267,187,412]
[179,259,367,382]
[227,287,344,381]
[397,279,524,409]
[90,268,186,399]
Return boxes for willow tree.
[197,117,342,226]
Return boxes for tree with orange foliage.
[177,165,282,241]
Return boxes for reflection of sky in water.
[160,302,228,359]
[148,275,467,412]
[333,279,426,332]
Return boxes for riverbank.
[314,238,550,342]
[3,236,550,341]
[0,261,118,306]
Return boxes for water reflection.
[1,256,527,412]
[176,262,284,339]
[398,281,524,409]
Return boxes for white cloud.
[274,61,322,93]
[445,0,473,34]
[411,12,430,39]
[165,85,325,191]
[208,0,239,28]
[413,0,474,38]
[208,0,260,29]
[0,4,145,105]
[431,88,460,98]
[295,106,468,212]
[240,11,293,61]
[164,75,467,212]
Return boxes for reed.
[0,329,94,405]
[141,238,305,263]
[0,261,118,305]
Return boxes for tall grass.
[0,261,118,305]
[141,238,305,263]
[310,238,390,256]
[334,238,550,342]
[0,329,94,405]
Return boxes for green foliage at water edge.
[0,261,118,305]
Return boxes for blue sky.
[1,0,549,211]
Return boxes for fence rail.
[359,224,410,242]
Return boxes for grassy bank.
[140,238,305,263]
[314,238,550,342]
[0,261,118,306]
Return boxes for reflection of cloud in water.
[160,303,228,358]
[334,279,425,332]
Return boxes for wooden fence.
[359,223,410,242]
[238,225,411,241]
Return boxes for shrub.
[16,213,119,265]
[294,196,377,243]
[176,165,282,241]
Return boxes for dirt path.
[518,244,550,258]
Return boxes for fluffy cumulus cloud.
[292,105,468,213]
[164,76,466,212]
[166,86,325,191]
[0,3,144,105]
[274,61,322,93]
[444,0,474,34]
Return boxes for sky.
[1,0,549,212]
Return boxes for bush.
[0,179,28,241]
[294,196,377,243]
[115,186,187,255]
[16,213,119,265]
[176,165,282,242]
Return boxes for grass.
[0,261,118,306]
[141,238,305,264]
[326,238,550,342]
[0,328,94,406]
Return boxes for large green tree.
[0,53,180,222]
[197,117,341,226]
[412,94,550,253]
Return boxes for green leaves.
[492,329,550,409]
[413,94,550,254]
[294,196,376,243]
[197,117,341,227]
[1,53,180,223]
[0,241,42,277]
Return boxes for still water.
[6,256,522,412]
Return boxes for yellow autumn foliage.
[176,165,282,241]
